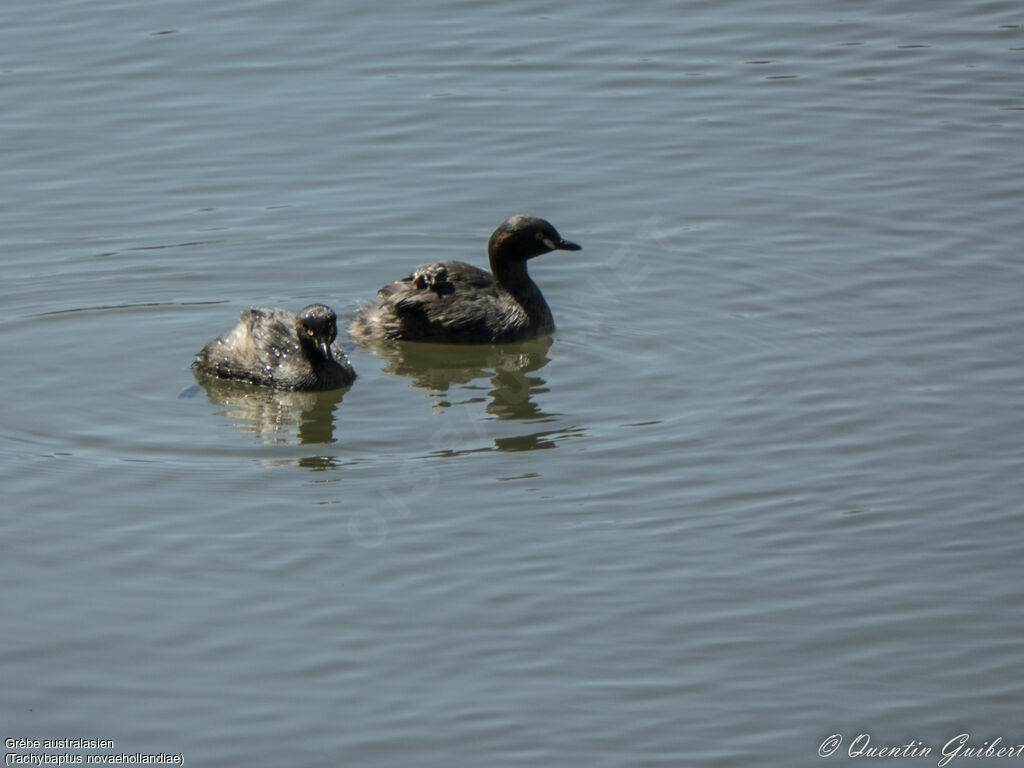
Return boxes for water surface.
[2,1,1022,765]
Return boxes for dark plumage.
[349,215,581,344]
[193,303,356,391]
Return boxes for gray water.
[2,0,1023,765]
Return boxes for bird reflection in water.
[192,370,348,450]
[367,337,552,418]
[359,336,585,454]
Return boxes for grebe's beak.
[541,236,581,252]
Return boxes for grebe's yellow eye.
[535,231,544,241]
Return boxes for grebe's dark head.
[487,215,581,263]
[296,304,338,360]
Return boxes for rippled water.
[2,0,1023,765]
